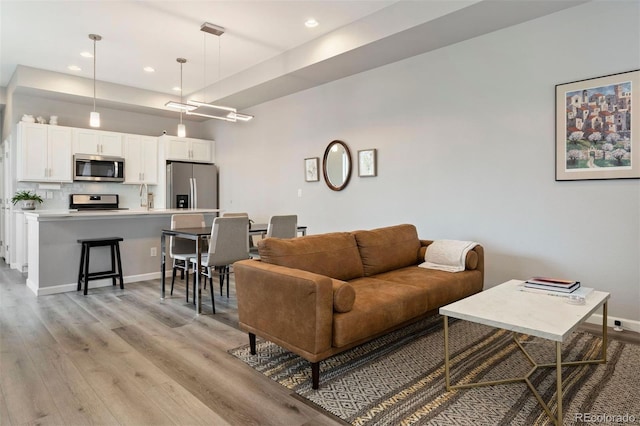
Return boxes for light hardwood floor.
[0,260,343,426]
[2,261,638,425]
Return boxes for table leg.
[444,315,450,391]
[556,341,562,425]
[161,233,166,300]
[195,236,201,315]
[602,301,608,363]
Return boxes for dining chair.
[191,216,250,314]
[221,212,258,257]
[170,213,205,302]
[249,214,298,258]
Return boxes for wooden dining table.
[160,223,307,314]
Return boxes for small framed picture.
[358,149,377,177]
[305,157,319,182]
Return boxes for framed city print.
[305,157,319,182]
[555,69,639,181]
[358,149,377,177]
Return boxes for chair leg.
[185,263,189,302]
[170,266,177,295]
[226,265,230,298]
[214,270,216,314]
[83,245,91,295]
[219,267,224,296]
[77,243,86,291]
[115,242,124,290]
[110,244,117,286]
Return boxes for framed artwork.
[358,149,377,177]
[304,157,319,182]
[555,69,639,181]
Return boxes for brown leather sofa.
[234,224,484,389]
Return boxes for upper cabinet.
[123,134,158,184]
[160,135,214,163]
[73,128,123,157]
[17,122,72,182]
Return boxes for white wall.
[212,2,640,322]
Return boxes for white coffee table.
[439,279,610,425]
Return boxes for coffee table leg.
[602,301,608,363]
[444,315,450,391]
[556,341,562,425]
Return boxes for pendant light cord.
[93,37,96,112]
[180,61,183,125]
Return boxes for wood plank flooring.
[0,261,343,426]
[2,260,637,425]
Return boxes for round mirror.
[322,140,352,191]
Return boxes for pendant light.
[185,22,253,122]
[177,58,187,137]
[89,34,102,127]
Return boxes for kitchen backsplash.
[14,182,158,210]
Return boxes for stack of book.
[524,277,580,293]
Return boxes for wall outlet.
[150,247,157,257]
[613,320,623,332]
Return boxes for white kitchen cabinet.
[160,135,214,163]
[13,211,28,273]
[17,122,73,182]
[123,134,158,184]
[73,128,123,156]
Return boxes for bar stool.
[77,237,124,295]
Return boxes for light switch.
[297,189,302,198]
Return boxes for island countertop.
[23,208,221,296]
[24,208,221,221]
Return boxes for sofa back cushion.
[258,232,365,281]
[352,224,421,276]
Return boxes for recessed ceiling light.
[143,66,155,73]
[172,86,181,92]
[68,65,82,71]
[80,51,93,58]
[305,18,319,28]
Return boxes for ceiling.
[1,1,395,95]
[1,1,588,115]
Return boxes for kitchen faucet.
[139,183,152,210]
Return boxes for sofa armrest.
[234,259,334,359]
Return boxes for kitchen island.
[24,208,220,296]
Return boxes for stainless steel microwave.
[73,154,125,182]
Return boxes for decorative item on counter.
[21,114,35,123]
[36,116,47,124]
[11,190,44,211]
[49,115,58,125]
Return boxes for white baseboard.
[585,313,640,334]
[32,270,173,296]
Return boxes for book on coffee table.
[525,276,579,287]
[524,281,580,293]
[518,284,593,298]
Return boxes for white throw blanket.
[419,239,478,273]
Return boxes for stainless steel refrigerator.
[166,161,218,209]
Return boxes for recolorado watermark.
[574,412,637,423]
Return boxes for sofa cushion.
[332,276,430,347]
[332,279,355,313]
[352,224,421,276]
[258,232,365,281]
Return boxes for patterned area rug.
[229,316,640,425]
